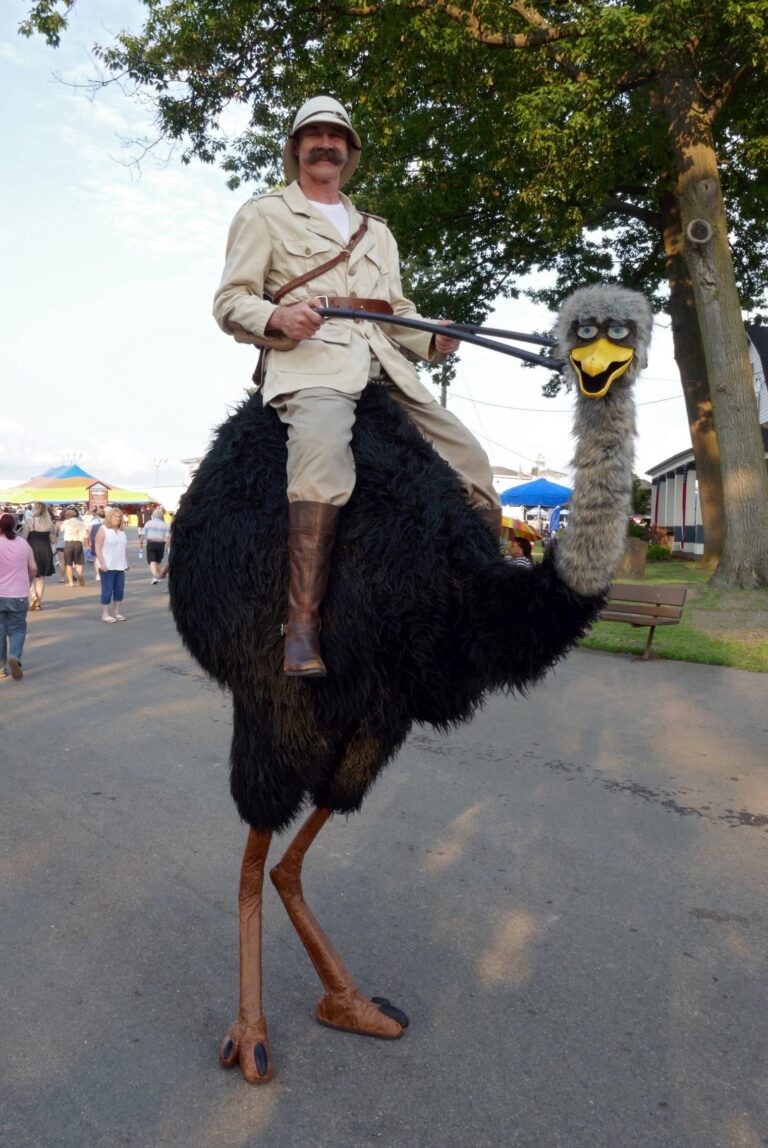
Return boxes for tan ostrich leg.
[270,807,408,1038]
[219,828,274,1084]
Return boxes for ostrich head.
[555,283,654,399]
[551,284,653,598]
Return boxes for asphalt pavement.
[2,541,768,1148]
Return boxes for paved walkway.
[2,547,768,1147]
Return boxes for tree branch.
[344,0,586,83]
[628,233,665,286]
[584,194,661,230]
[707,62,752,122]
[345,0,578,49]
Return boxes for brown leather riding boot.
[478,506,502,541]
[283,501,340,677]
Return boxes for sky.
[0,0,693,492]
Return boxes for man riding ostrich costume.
[170,275,651,1084]
[170,92,652,1088]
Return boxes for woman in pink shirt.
[0,512,37,680]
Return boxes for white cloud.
[86,438,159,485]
[0,415,24,436]
[0,40,26,66]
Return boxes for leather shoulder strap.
[272,215,369,304]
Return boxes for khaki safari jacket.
[213,182,444,406]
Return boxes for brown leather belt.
[317,296,394,315]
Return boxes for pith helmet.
[282,95,362,187]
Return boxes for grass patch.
[577,561,768,672]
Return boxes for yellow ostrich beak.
[570,338,635,398]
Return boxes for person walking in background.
[0,511,37,680]
[22,502,56,610]
[507,537,534,568]
[158,519,173,581]
[94,507,130,623]
[142,508,171,584]
[89,509,106,582]
[54,509,66,581]
[59,507,88,587]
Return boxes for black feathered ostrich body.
[169,284,652,1083]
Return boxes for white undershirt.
[308,199,350,242]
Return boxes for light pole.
[148,457,168,486]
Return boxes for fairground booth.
[0,464,155,523]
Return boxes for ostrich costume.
[170,283,652,1083]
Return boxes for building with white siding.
[748,325,768,426]
[646,328,768,555]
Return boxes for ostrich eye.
[576,324,599,340]
[607,324,630,340]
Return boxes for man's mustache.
[306,146,344,166]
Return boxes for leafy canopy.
[19,0,768,324]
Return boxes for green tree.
[632,475,652,517]
[21,0,768,586]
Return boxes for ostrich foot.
[219,1016,274,1084]
[315,989,408,1038]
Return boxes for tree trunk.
[660,55,768,588]
[660,194,724,569]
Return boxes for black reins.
[313,306,564,370]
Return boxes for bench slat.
[601,612,680,627]
[607,583,687,607]
[602,602,685,621]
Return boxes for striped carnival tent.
[0,464,153,507]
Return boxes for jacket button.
[348,266,357,276]
[304,247,311,255]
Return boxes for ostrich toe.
[371,996,410,1028]
[219,1018,274,1084]
[315,988,407,1038]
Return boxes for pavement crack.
[158,663,217,689]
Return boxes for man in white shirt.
[141,508,171,583]
[58,507,87,587]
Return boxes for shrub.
[627,520,650,541]
[647,543,672,561]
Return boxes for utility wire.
[444,391,682,412]
[473,429,555,462]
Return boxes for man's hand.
[266,300,325,342]
[434,319,460,356]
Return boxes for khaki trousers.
[270,382,499,510]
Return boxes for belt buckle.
[315,295,331,313]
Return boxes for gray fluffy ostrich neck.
[553,380,636,597]
[551,285,651,599]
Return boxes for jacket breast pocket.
[281,236,335,266]
[356,248,390,297]
[274,236,339,302]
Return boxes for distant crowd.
[0,501,173,680]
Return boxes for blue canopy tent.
[500,477,573,535]
[500,477,573,507]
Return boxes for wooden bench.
[599,583,688,660]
